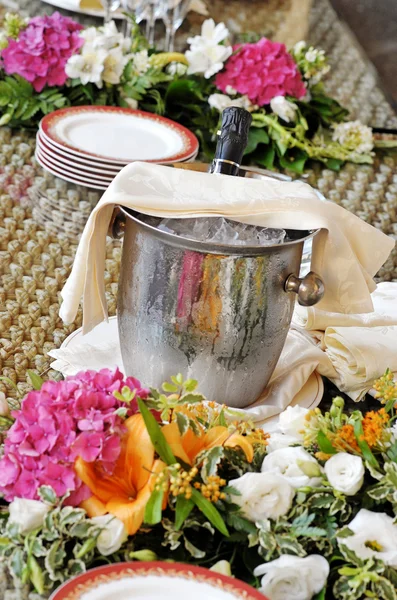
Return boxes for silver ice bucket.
[114,208,324,409]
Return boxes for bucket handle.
[285,271,325,306]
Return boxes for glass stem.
[103,1,111,22]
[146,5,156,46]
[168,26,175,52]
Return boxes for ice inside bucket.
[117,209,323,408]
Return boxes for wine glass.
[161,0,192,52]
[121,0,163,45]
[121,0,148,37]
[100,0,122,23]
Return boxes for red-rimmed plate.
[40,106,199,164]
[49,562,268,600]
[36,144,115,184]
[37,132,123,174]
[35,149,108,190]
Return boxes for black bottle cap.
[214,107,253,165]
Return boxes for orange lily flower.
[76,414,166,535]
[162,422,254,464]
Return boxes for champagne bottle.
[209,106,252,176]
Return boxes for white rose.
[338,509,397,567]
[278,405,309,440]
[91,515,128,556]
[229,472,294,521]
[324,452,364,495]
[266,432,301,453]
[270,96,298,123]
[8,498,50,535]
[254,554,330,600]
[261,446,322,488]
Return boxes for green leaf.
[367,484,392,501]
[180,393,204,404]
[354,419,380,470]
[201,446,224,482]
[27,370,44,391]
[374,576,397,600]
[31,538,47,558]
[226,512,257,534]
[317,430,337,455]
[10,548,25,578]
[138,398,176,465]
[176,412,189,436]
[385,462,397,487]
[28,555,45,595]
[325,157,344,171]
[162,382,179,393]
[276,535,306,556]
[279,150,308,174]
[338,542,364,567]
[0,113,12,126]
[244,127,270,155]
[38,485,57,505]
[184,379,198,392]
[175,495,194,530]
[144,487,164,525]
[335,526,354,538]
[190,489,229,536]
[255,145,275,169]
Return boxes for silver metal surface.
[284,271,325,306]
[117,209,323,408]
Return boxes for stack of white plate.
[35,106,200,190]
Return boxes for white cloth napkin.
[293,282,397,400]
[293,282,397,331]
[324,325,397,400]
[59,162,394,334]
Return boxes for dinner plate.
[41,0,125,19]
[49,562,268,600]
[36,145,115,184]
[35,150,108,190]
[37,133,123,173]
[41,106,199,164]
[38,131,198,172]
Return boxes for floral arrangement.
[0,11,390,174]
[2,368,397,600]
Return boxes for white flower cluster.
[332,120,374,154]
[229,405,386,600]
[292,40,330,85]
[186,18,232,79]
[65,21,133,88]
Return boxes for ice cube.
[256,228,286,245]
[208,218,239,244]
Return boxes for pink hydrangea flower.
[0,368,149,504]
[1,12,84,92]
[216,38,307,106]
